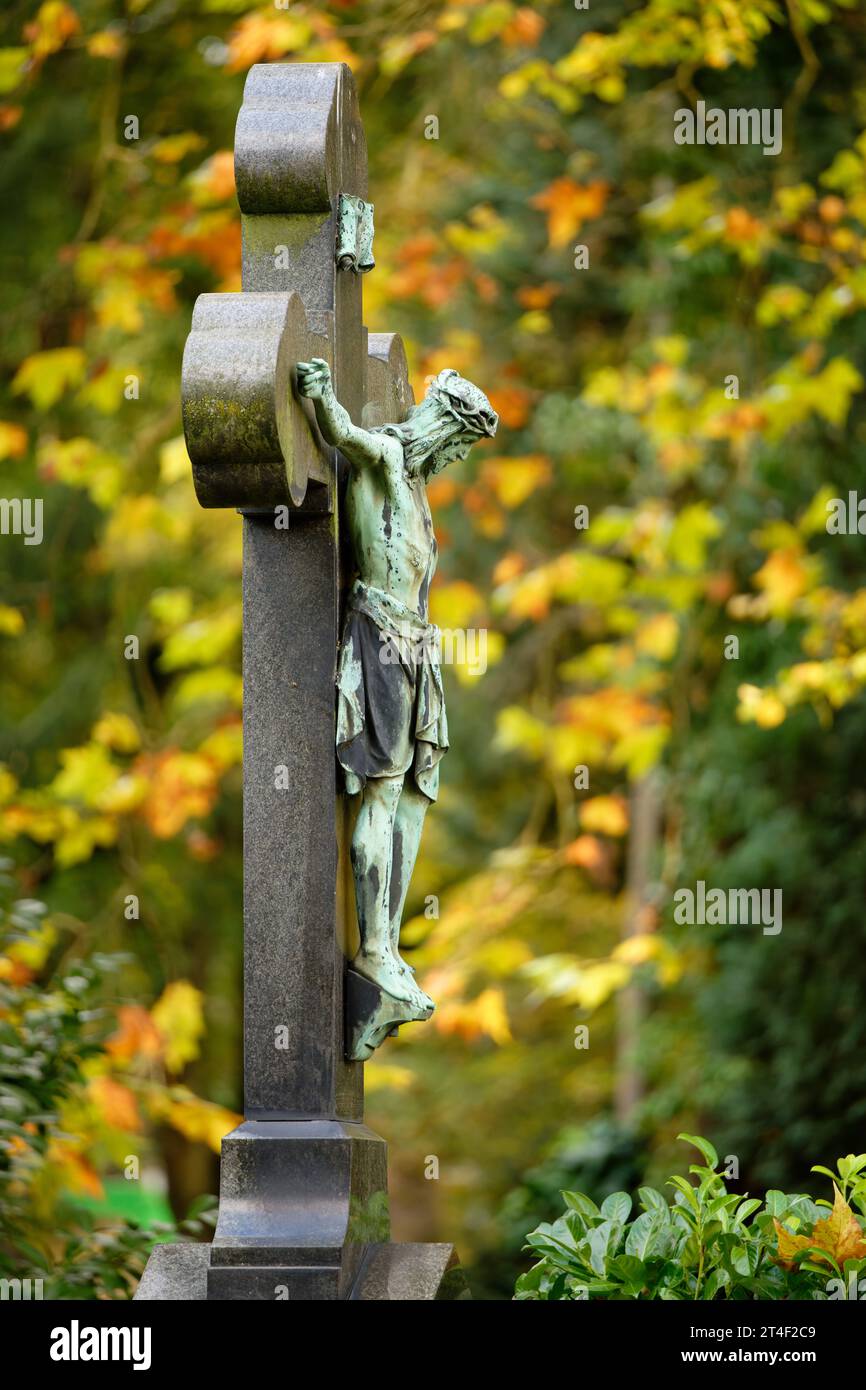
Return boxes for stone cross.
[135,63,464,1301]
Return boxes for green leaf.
[702,1268,731,1300]
[763,1189,789,1216]
[734,1198,762,1224]
[668,1175,701,1213]
[601,1191,632,1224]
[677,1132,719,1169]
[586,1222,613,1276]
[562,1190,600,1220]
[607,1254,646,1294]
[810,1165,838,1183]
[639,1186,668,1214]
[626,1209,662,1260]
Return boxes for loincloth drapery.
[336,579,449,802]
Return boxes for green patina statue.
[296,357,498,1033]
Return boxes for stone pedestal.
[206,1121,387,1299]
[136,1241,468,1301]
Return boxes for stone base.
[205,1119,388,1298]
[135,1241,469,1300]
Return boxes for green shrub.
[516,1135,866,1300]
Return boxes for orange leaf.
[89,1075,142,1132]
[0,421,27,460]
[775,1187,866,1270]
[50,1143,103,1199]
[106,1005,164,1063]
[563,834,616,887]
[531,178,609,248]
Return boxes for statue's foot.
[352,947,425,1006]
[393,954,433,1013]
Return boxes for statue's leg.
[388,781,430,965]
[350,774,421,1004]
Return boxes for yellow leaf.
[580,794,629,837]
[151,981,205,1073]
[226,13,316,72]
[737,683,787,729]
[147,1086,239,1153]
[152,132,205,164]
[12,347,86,410]
[482,454,551,508]
[149,586,193,628]
[199,721,243,771]
[0,50,28,95]
[87,30,125,60]
[0,605,24,636]
[753,548,810,617]
[612,934,660,966]
[54,812,117,867]
[25,2,81,60]
[0,763,18,802]
[667,503,722,572]
[496,706,548,760]
[38,436,123,508]
[160,607,242,670]
[0,421,27,460]
[429,581,484,630]
[635,613,678,661]
[434,986,511,1044]
[52,744,119,807]
[136,749,219,838]
[92,712,141,754]
[364,1064,415,1093]
[190,151,236,205]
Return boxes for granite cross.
[136,62,465,1301]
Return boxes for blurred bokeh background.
[2,0,866,1299]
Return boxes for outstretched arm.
[296,358,385,470]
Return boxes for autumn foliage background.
[2,0,866,1298]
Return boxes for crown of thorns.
[426,370,499,437]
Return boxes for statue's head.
[425,370,499,441]
[377,368,498,478]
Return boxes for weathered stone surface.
[207,1120,387,1298]
[234,64,365,217]
[182,290,327,509]
[242,513,361,1120]
[135,1243,209,1301]
[352,1244,470,1301]
[363,332,415,429]
[135,1241,470,1301]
